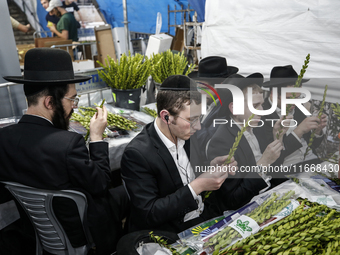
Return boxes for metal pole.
[122,0,130,52]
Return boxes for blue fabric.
[34,0,205,36]
[36,0,48,36]
[95,0,198,35]
[187,0,205,22]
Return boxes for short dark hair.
[156,90,201,117]
[26,84,69,107]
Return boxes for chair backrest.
[1,181,94,255]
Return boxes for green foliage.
[97,52,152,90]
[332,103,340,120]
[149,231,180,255]
[150,50,195,83]
[276,54,310,140]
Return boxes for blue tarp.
[95,0,205,35]
[34,0,206,36]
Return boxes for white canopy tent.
[201,0,340,103]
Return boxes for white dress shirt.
[154,119,204,222]
[232,119,271,193]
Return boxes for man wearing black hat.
[207,73,288,210]
[0,48,125,254]
[262,65,327,167]
[121,75,238,233]
[189,56,239,164]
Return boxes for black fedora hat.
[159,75,197,91]
[188,56,238,85]
[217,72,264,102]
[3,48,91,85]
[263,65,309,88]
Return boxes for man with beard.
[0,48,126,255]
[46,0,79,41]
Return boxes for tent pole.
[122,0,130,52]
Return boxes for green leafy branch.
[150,50,195,84]
[276,54,310,140]
[84,99,105,141]
[97,52,152,90]
[303,85,328,160]
[204,113,256,201]
[149,231,180,255]
[331,103,340,120]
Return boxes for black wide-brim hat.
[188,56,238,85]
[217,72,264,102]
[263,65,309,88]
[3,48,91,85]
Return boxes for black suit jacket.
[0,115,120,254]
[262,97,323,158]
[207,121,284,209]
[121,122,223,233]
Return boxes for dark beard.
[52,108,73,130]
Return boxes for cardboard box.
[94,25,117,65]
[43,40,73,60]
[34,37,69,48]
[145,33,173,58]
[171,27,184,52]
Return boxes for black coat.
[261,97,323,158]
[0,115,121,254]
[121,122,224,233]
[207,121,284,209]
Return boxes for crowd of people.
[0,48,327,254]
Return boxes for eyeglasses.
[176,115,203,126]
[64,97,79,107]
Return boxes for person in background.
[207,73,288,210]
[40,0,60,36]
[261,65,327,168]
[46,0,79,41]
[10,16,30,33]
[62,0,85,28]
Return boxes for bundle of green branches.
[204,113,256,201]
[150,50,195,84]
[97,52,152,90]
[276,54,310,140]
[331,103,340,120]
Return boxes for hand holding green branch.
[84,99,105,141]
[303,85,328,160]
[276,54,310,140]
[204,113,256,201]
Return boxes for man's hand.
[257,140,283,167]
[273,115,293,142]
[315,114,327,135]
[293,116,322,138]
[190,156,237,195]
[48,24,57,34]
[89,106,107,141]
[210,155,238,176]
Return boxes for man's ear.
[43,96,54,110]
[229,102,233,115]
[160,110,170,124]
